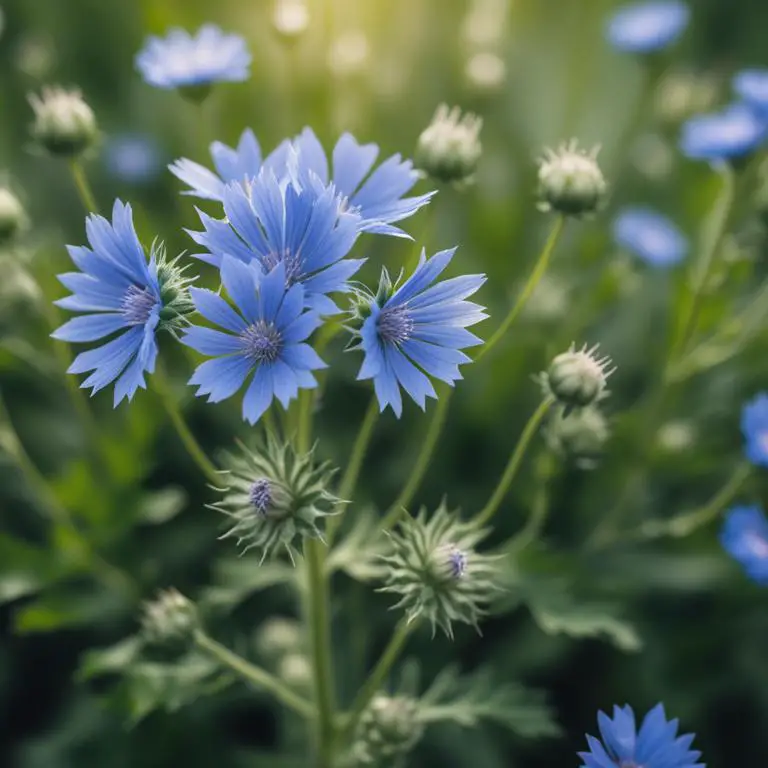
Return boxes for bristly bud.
[0,187,27,245]
[140,588,199,652]
[211,435,340,563]
[254,616,303,661]
[29,86,97,157]
[541,343,614,412]
[379,502,499,638]
[537,139,607,216]
[345,267,402,348]
[349,694,425,768]
[415,104,482,185]
[154,244,196,333]
[546,405,609,469]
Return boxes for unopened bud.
[0,188,26,244]
[140,588,199,650]
[29,86,97,157]
[546,405,609,469]
[415,104,482,185]
[351,695,424,767]
[544,343,613,410]
[538,140,607,216]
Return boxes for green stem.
[296,388,314,454]
[327,395,379,543]
[194,631,313,719]
[476,215,566,363]
[153,367,220,486]
[303,538,336,767]
[69,160,100,214]
[472,396,554,528]
[506,452,555,553]
[342,619,413,742]
[381,386,452,530]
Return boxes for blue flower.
[182,258,326,424]
[579,703,703,768]
[52,201,184,405]
[733,69,768,114]
[135,25,250,90]
[356,248,486,417]
[170,128,291,202]
[189,162,363,316]
[720,506,768,585]
[104,134,163,184]
[741,393,768,467]
[613,207,688,267]
[605,1,690,54]
[680,103,768,161]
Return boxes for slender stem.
[326,395,379,543]
[297,388,314,454]
[303,538,336,767]
[194,631,313,719]
[342,620,413,742]
[69,160,100,214]
[153,367,220,486]
[381,387,452,530]
[506,452,555,553]
[476,215,566,363]
[472,396,554,528]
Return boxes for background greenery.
[1,0,767,765]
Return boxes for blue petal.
[281,343,327,371]
[407,273,486,309]
[282,311,322,343]
[68,326,143,375]
[182,326,244,355]
[270,359,299,408]
[242,364,275,423]
[222,182,271,256]
[189,354,252,403]
[190,287,247,332]
[259,262,288,323]
[385,344,436,410]
[294,127,329,184]
[220,256,260,322]
[352,153,419,211]
[52,312,128,342]
[332,133,379,197]
[390,248,456,306]
[372,358,403,417]
[170,158,226,200]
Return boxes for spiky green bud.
[29,86,97,157]
[154,244,196,332]
[0,188,27,245]
[415,104,482,185]
[546,405,609,469]
[379,502,499,638]
[542,343,614,411]
[537,140,607,216]
[211,435,340,562]
[140,588,199,652]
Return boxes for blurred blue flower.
[190,162,362,316]
[104,134,163,184]
[172,127,435,237]
[720,505,768,584]
[182,258,325,424]
[741,393,768,467]
[613,207,688,267]
[135,25,250,90]
[356,248,486,417]
[52,201,163,405]
[605,1,690,54]
[579,703,703,768]
[680,103,768,161]
[733,69,768,114]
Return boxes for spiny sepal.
[379,501,500,638]
[153,242,196,332]
[210,434,341,563]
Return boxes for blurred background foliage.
[1,0,768,765]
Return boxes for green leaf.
[200,556,295,611]
[13,585,123,634]
[137,487,187,524]
[77,636,143,681]
[0,532,63,604]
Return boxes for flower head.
[190,164,362,315]
[29,86,97,157]
[613,207,688,267]
[543,343,614,411]
[211,435,339,561]
[579,703,703,768]
[733,69,768,114]
[720,505,768,585]
[538,140,607,217]
[182,257,326,424]
[353,248,486,417]
[0,187,27,244]
[605,1,690,54]
[415,104,483,185]
[680,103,768,162]
[140,588,199,651]
[351,695,424,767]
[741,393,768,467]
[104,133,163,184]
[52,200,193,405]
[135,24,250,95]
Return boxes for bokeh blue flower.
[720,505,768,584]
[190,162,362,316]
[613,207,688,267]
[52,201,165,405]
[182,258,325,424]
[605,1,690,54]
[733,69,768,114]
[356,248,486,417]
[741,393,768,467]
[579,703,703,768]
[680,103,768,161]
[104,134,163,184]
[135,24,250,90]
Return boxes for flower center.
[240,320,283,363]
[262,248,303,286]
[446,547,467,578]
[249,478,272,515]
[121,284,157,325]
[377,305,414,345]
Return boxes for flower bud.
[254,616,303,660]
[415,104,482,185]
[537,140,607,216]
[351,694,424,767]
[546,405,609,469]
[0,187,27,245]
[272,0,310,42]
[29,86,97,157]
[277,653,312,690]
[544,343,613,411]
[140,588,199,651]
